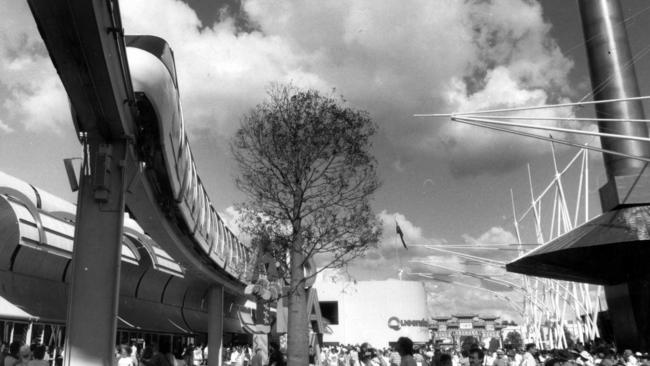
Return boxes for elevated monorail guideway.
[0,170,249,337]
[27,1,250,364]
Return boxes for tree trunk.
[287,246,309,365]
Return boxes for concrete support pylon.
[64,139,128,366]
[208,285,224,366]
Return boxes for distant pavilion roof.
[432,316,452,321]
[478,316,499,321]
[506,205,650,285]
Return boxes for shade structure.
[506,205,650,285]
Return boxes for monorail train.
[125,35,252,283]
[0,171,251,346]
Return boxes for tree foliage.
[232,84,382,278]
[504,331,523,350]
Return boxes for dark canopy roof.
[506,205,650,285]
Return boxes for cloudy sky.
[2,0,650,321]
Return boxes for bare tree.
[231,84,382,365]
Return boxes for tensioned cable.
[451,117,650,164]
[422,245,506,266]
[408,245,531,252]
[579,43,650,104]
[410,264,547,311]
[461,115,650,123]
[414,42,650,128]
[408,243,538,247]
[409,273,525,313]
[457,115,650,143]
[414,95,650,117]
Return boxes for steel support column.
[579,0,650,350]
[207,285,224,366]
[64,139,128,366]
[579,0,650,177]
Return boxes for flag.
[396,221,407,250]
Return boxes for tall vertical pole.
[579,0,650,175]
[579,0,650,209]
[208,285,224,366]
[579,0,650,350]
[64,138,128,366]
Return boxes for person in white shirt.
[452,352,461,366]
[230,347,242,366]
[192,344,204,366]
[117,345,135,366]
[520,344,537,366]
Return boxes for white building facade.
[314,275,430,347]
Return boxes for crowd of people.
[0,339,211,366]
[307,338,650,366]
[1,341,54,366]
[5,336,650,366]
[311,337,434,366]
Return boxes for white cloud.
[392,159,404,173]
[0,119,13,133]
[462,226,517,246]
[240,0,576,177]
[1,0,577,177]
[439,66,587,177]
[0,0,70,133]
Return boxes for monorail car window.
[190,166,199,214]
[231,237,240,270]
[229,230,239,268]
[225,230,234,266]
[40,213,75,253]
[236,241,245,275]
[216,217,225,255]
[193,183,204,228]
[242,248,249,277]
[208,208,217,243]
[185,165,196,207]
[199,188,209,235]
